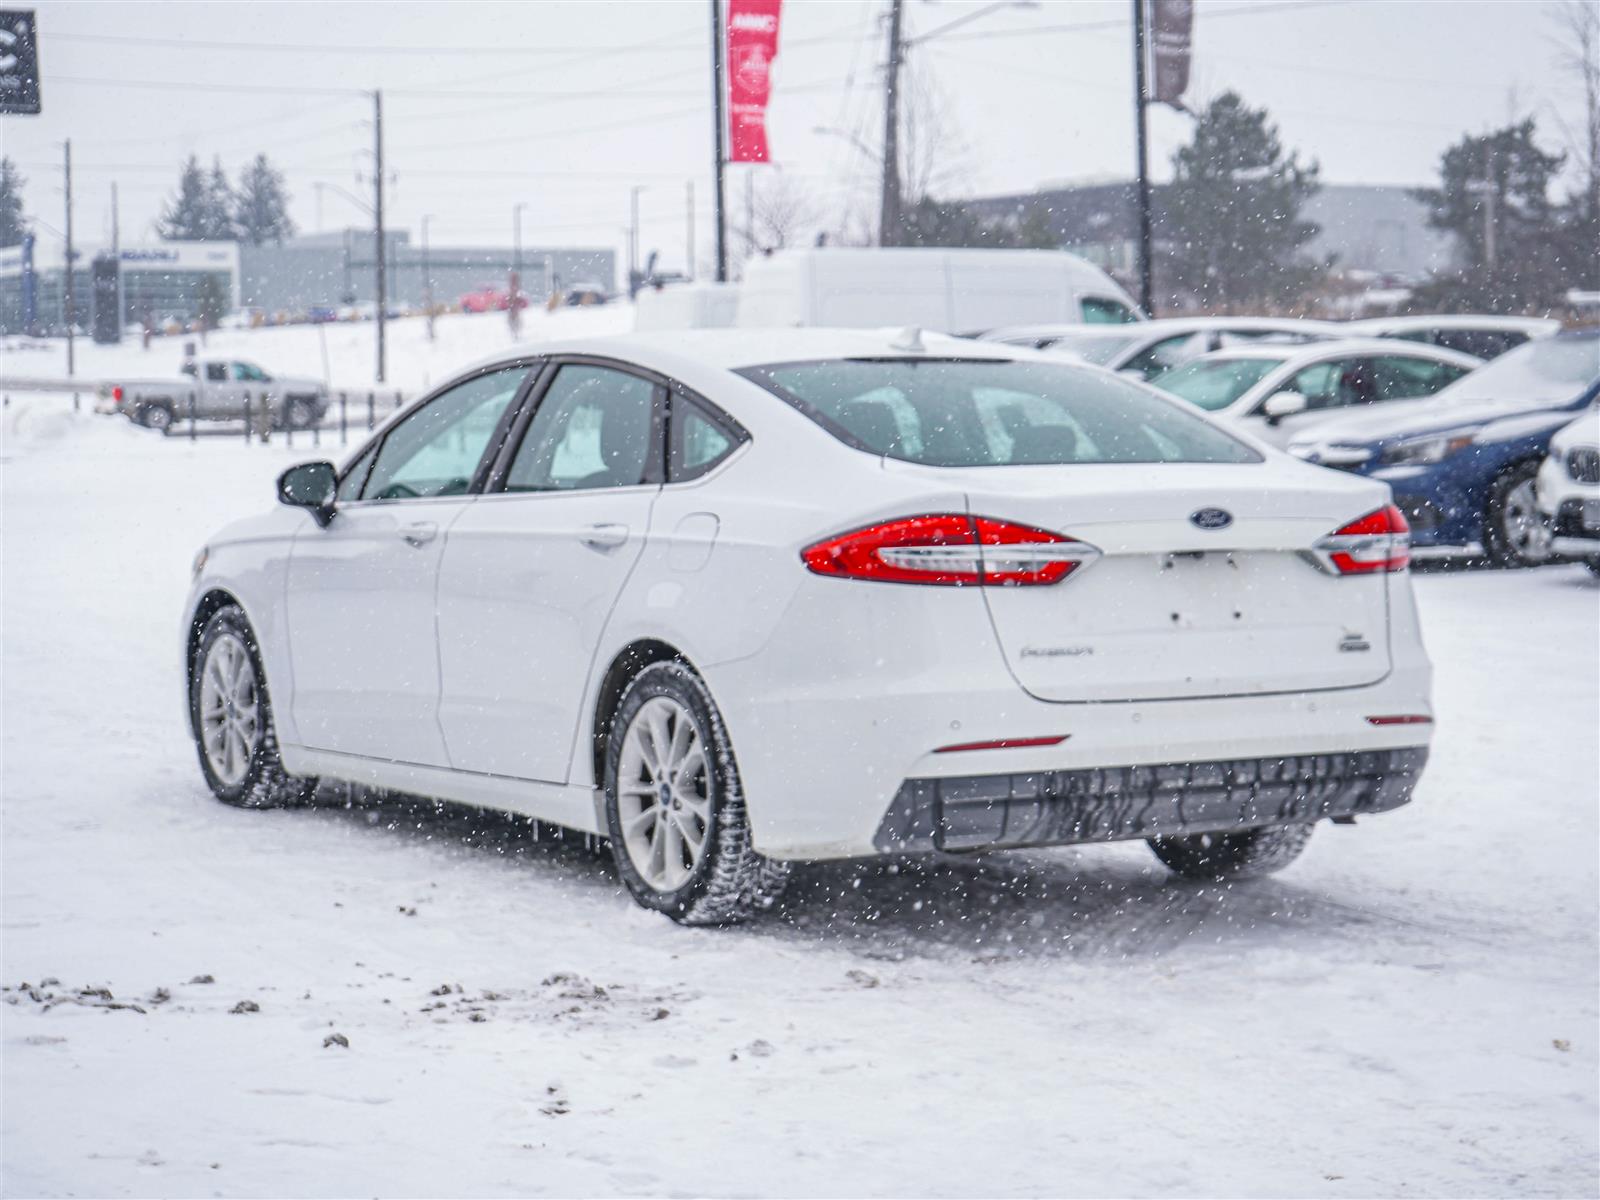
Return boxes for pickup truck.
[97,358,330,432]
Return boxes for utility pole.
[629,185,646,297]
[111,181,123,335]
[711,0,728,282]
[63,139,74,379]
[421,214,435,342]
[373,89,387,384]
[511,202,526,337]
[879,0,905,248]
[1131,0,1155,316]
[686,180,695,280]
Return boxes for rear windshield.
[738,358,1261,468]
[1154,355,1285,411]
[1437,334,1600,407]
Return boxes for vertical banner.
[726,0,782,163]
[1148,0,1193,111]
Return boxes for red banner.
[1148,0,1194,111]
[726,0,782,163]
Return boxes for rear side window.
[1436,329,1525,359]
[504,365,658,492]
[669,395,745,482]
[739,359,1259,467]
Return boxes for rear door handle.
[580,522,629,551]
[400,521,438,548]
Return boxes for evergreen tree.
[1161,92,1324,311]
[1411,120,1571,312]
[233,154,296,246]
[203,157,236,239]
[0,157,27,247]
[157,156,215,240]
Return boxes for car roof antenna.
[890,325,925,353]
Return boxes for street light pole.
[63,139,74,379]
[421,214,434,342]
[511,202,527,337]
[1132,0,1155,316]
[373,89,387,384]
[710,0,728,282]
[879,0,904,247]
[629,185,647,297]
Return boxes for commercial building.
[0,239,240,336]
[964,181,1454,291]
[238,231,615,315]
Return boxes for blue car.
[1287,330,1600,566]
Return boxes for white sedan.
[1151,338,1483,445]
[183,329,1434,924]
[978,316,1345,380]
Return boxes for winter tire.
[1148,823,1314,881]
[603,660,789,925]
[283,396,320,430]
[138,401,175,432]
[1482,460,1552,567]
[189,605,316,809]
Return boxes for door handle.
[580,522,629,551]
[400,521,438,548]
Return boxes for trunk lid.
[889,460,1395,703]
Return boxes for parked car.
[183,328,1433,924]
[1536,405,1600,574]
[1287,329,1600,566]
[1151,339,1481,445]
[459,286,528,314]
[736,248,1143,332]
[979,317,1345,380]
[1347,314,1561,360]
[97,357,329,432]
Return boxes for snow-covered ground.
[3,330,1598,1197]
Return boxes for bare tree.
[1550,0,1600,217]
[898,62,972,206]
[731,173,825,277]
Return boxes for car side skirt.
[280,744,606,835]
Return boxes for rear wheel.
[1148,824,1314,881]
[138,401,174,432]
[189,605,316,808]
[602,661,789,924]
[1482,461,1551,567]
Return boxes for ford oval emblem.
[1190,507,1233,530]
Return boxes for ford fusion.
[183,329,1433,924]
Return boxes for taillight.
[1310,505,1410,575]
[801,514,1098,586]
[111,386,124,404]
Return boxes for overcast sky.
[3,0,1591,275]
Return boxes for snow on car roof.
[1183,337,1482,363]
[1349,314,1562,334]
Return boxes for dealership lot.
[2,412,1595,1196]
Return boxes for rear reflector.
[802,514,1098,586]
[1365,715,1433,726]
[1311,505,1411,575]
[934,734,1071,754]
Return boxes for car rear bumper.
[875,747,1428,853]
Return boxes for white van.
[633,281,740,332]
[734,247,1143,332]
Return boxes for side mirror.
[1262,391,1309,423]
[277,461,338,527]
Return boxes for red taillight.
[1365,714,1433,726]
[1312,504,1410,575]
[111,385,124,404]
[801,514,1098,586]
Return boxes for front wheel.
[138,401,175,432]
[603,661,789,925]
[189,605,316,808]
[1148,824,1314,881]
[1482,461,1552,567]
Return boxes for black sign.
[0,10,40,115]
[91,255,121,344]
[1148,0,1193,112]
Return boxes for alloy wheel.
[1500,478,1552,562]
[616,696,711,892]
[198,632,261,786]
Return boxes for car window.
[1122,333,1205,379]
[204,362,228,383]
[1436,329,1524,359]
[739,359,1260,466]
[1288,360,1351,409]
[1080,297,1138,325]
[504,365,657,492]
[669,396,743,482]
[360,366,529,501]
[180,362,197,378]
[1370,355,1472,401]
[232,362,270,382]
[1155,356,1285,411]
[337,441,379,502]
